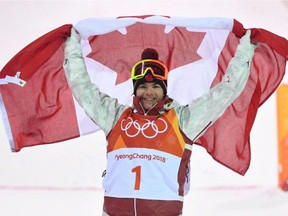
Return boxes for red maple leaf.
[87,22,205,85]
[144,73,154,82]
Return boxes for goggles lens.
[131,59,168,81]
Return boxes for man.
[64,28,255,215]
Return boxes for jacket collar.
[132,95,172,116]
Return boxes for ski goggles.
[131,59,168,81]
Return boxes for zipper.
[139,101,158,116]
[134,198,137,216]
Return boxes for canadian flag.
[0,16,287,175]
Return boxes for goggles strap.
[141,61,145,76]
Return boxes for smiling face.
[136,82,164,110]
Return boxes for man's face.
[136,82,164,110]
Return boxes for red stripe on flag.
[0,24,80,151]
[233,19,288,60]
[196,22,287,175]
[0,24,72,80]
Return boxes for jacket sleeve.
[63,28,128,136]
[175,30,256,141]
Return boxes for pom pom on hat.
[141,48,159,60]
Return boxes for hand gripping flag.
[0,16,287,175]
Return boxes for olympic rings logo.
[120,117,168,139]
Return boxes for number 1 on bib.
[132,166,141,190]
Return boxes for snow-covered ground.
[0,131,287,216]
[0,185,287,215]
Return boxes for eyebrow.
[152,83,161,86]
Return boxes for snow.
[0,132,287,215]
[0,186,287,215]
